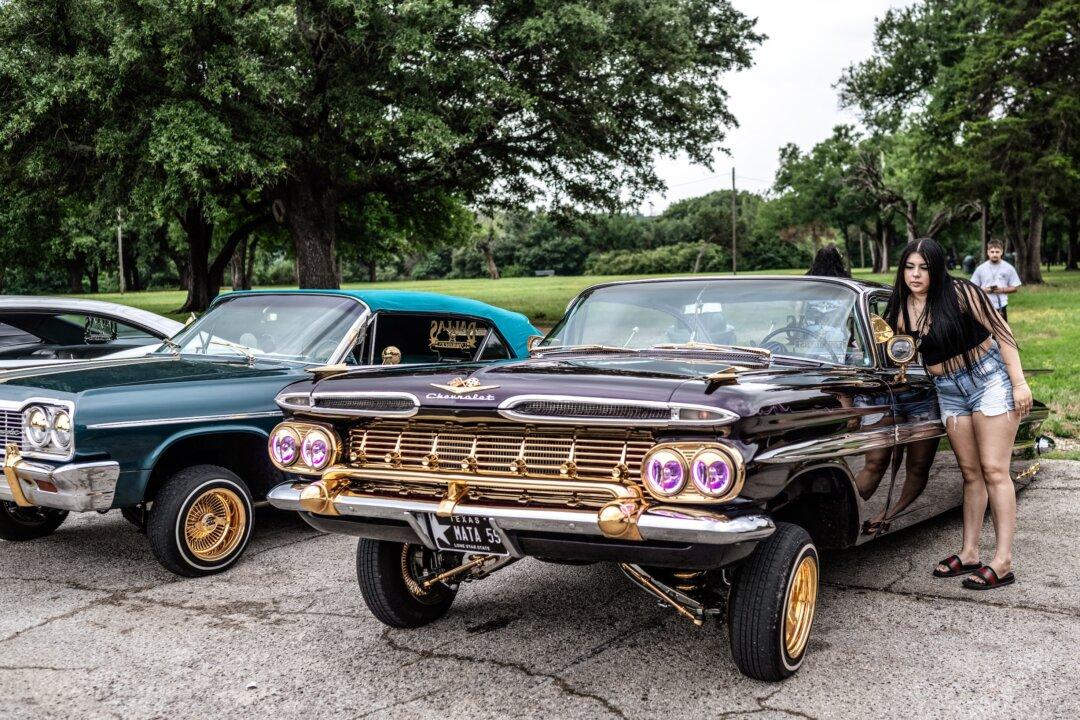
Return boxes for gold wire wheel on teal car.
[183,487,247,562]
[147,465,254,577]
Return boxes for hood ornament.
[429,376,500,395]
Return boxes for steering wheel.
[311,339,341,363]
[760,325,840,363]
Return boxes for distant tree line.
[1,0,1075,302]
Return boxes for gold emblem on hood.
[429,376,500,394]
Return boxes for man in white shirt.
[970,239,1021,320]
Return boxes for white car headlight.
[51,410,73,449]
[21,403,74,457]
[23,406,50,448]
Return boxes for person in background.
[970,239,1021,321]
[806,244,851,278]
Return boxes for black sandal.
[933,554,982,578]
[962,565,1015,590]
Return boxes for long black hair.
[885,238,1015,373]
[806,245,850,278]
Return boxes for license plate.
[426,514,508,556]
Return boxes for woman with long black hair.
[887,238,1032,590]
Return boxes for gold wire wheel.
[784,554,818,659]
[183,488,247,562]
[400,544,436,600]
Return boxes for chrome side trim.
[755,426,898,463]
[85,410,282,430]
[0,356,179,384]
[277,391,420,418]
[265,483,775,546]
[496,394,738,427]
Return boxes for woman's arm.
[962,284,1032,413]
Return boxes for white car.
[0,297,183,369]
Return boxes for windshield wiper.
[204,337,256,365]
[648,341,772,358]
[531,344,642,356]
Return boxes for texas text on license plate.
[426,514,508,556]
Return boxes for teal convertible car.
[0,290,537,576]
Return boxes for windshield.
[541,279,871,365]
[164,294,364,364]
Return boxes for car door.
[867,292,957,534]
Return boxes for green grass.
[73,267,1079,456]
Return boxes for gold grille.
[348,477,619,511]
[347,420,654,482]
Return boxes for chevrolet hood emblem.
[429,376,500,394]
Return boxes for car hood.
[287,354,878,419]
[0,355,300,400]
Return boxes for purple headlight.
[691,450,733,496]
[643,450,686,496]
[301,430,333,470]
[270,428,299,466]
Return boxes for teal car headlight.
[21,403,75,457]
[23,406,50,448]
[51,410,73,449]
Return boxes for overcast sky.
[640,0,911,214]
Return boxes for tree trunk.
[692,241,707,274]
[122,240,142,291]
[905,199,918,242]
[980,199,989,261]
[281,167,339,288]
[156,224,189,293]
[365,259,376,283]
[244,238,258,289]
[64,256,84,293]
[880,221,895,274]
[1066,210,1078,271]
[87,266,99,293]
[231,237,246,290]
[1001,195,1022,255]
[178,205,215,313]
[1014,196,1044,284]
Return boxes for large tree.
[838,0,1080,283]
[257,0,764,286]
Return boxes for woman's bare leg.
[936,415,986,572]
[969,411,1021,581]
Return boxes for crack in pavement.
[714,689,821,719]
[244,531,335,558]
[380,628,629,720]
[0,577,175,645]
[824,581,1080,619]
[351,687,442,719]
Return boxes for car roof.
[0,296,184,337]
[214,289,540,357]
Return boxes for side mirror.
[869,314,893,344]
[885,334,918,382]
[526,335,544,352]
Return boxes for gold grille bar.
[348,421,653,482]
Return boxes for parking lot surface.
[2,460,1077,720]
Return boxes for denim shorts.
[932,346,1014,424]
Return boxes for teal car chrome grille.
[0,409,22,448]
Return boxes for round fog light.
[642,449,687,496]
[300,429,333,470]
[691,449,733,496]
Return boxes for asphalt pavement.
[2,460,1078,720]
